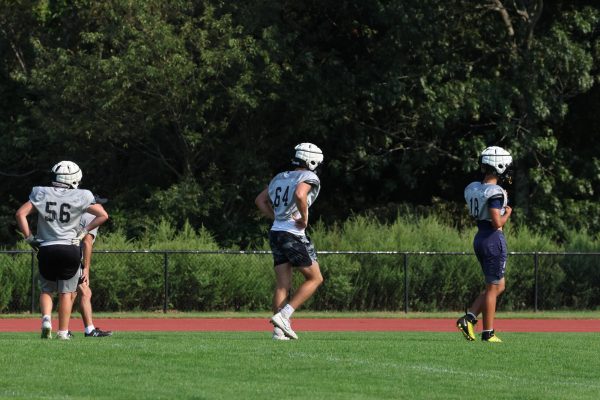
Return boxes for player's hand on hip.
[71,228,89,246]
[294,216,308,229]
[24,235,42,252]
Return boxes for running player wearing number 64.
[457,146,513,343]
[255,143,325,340]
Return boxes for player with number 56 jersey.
[15,161,108,341]
[29,186,95,245]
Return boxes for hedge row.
[1,217,599,312]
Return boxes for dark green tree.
[1,0,599,246]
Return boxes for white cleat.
[41,321,52,339]
[270,312,298,340]
[56,331,73,340]
[272,326,290,341]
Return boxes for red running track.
[1,318,600,332]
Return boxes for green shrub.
[2,216,600,312]
[0,249,35,312]
[560,231,600,309]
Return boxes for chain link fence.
[1,250,599,313]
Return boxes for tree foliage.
[1,0,599,246]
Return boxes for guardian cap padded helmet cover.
[51,161,82,189]
[291,143,324,171]
[480,146,512,176]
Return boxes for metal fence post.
[534,252,539,312]
[30,251,36,313]
[163,252,169,313]
[404,253,409,314]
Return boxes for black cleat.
[456,315,477,341]
[85,328,113,337]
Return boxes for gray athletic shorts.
[269,230,317,267]
[39,268,81,293]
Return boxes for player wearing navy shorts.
[457,147,513,342]
[15,161,108,340]
[255,143,325,340]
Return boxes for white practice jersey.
[80,212,99,244]
[464,182,508,221]
[268,170,320,235]
[29,186,95,246]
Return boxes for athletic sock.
[466,312,477,323]
[481,329,494,340]
[57,330,69,337]
[281,304,295,319]
[85,325,96,335]
[42,315,51,328]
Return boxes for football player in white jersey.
[70,195,112,337]
[255,143,325,340]
[457,147,513,342]
[15,161,108,340]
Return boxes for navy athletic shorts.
[268,230,317,267]
[38,244,81,281]
[473,229,507,284]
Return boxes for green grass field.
[1,331,599,400]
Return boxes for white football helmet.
[292,143,324,171]
[480,146,512,175]
[51,161,82,188]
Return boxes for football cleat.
[272,327,290,341]
[456,315,476,341]
[270,312,298,340]
[41,326,52,339]
[85,328,113,337]
[482,335,502,343]
[56,331,74,340]
[482,330,502,342]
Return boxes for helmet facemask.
[500,164,513,185]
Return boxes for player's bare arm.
[255,187,275,220]
[490,205,512,230]
[80,234,94,286]
[15,201,36,238]
[83,204,109,232]
[294,182,311,229]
